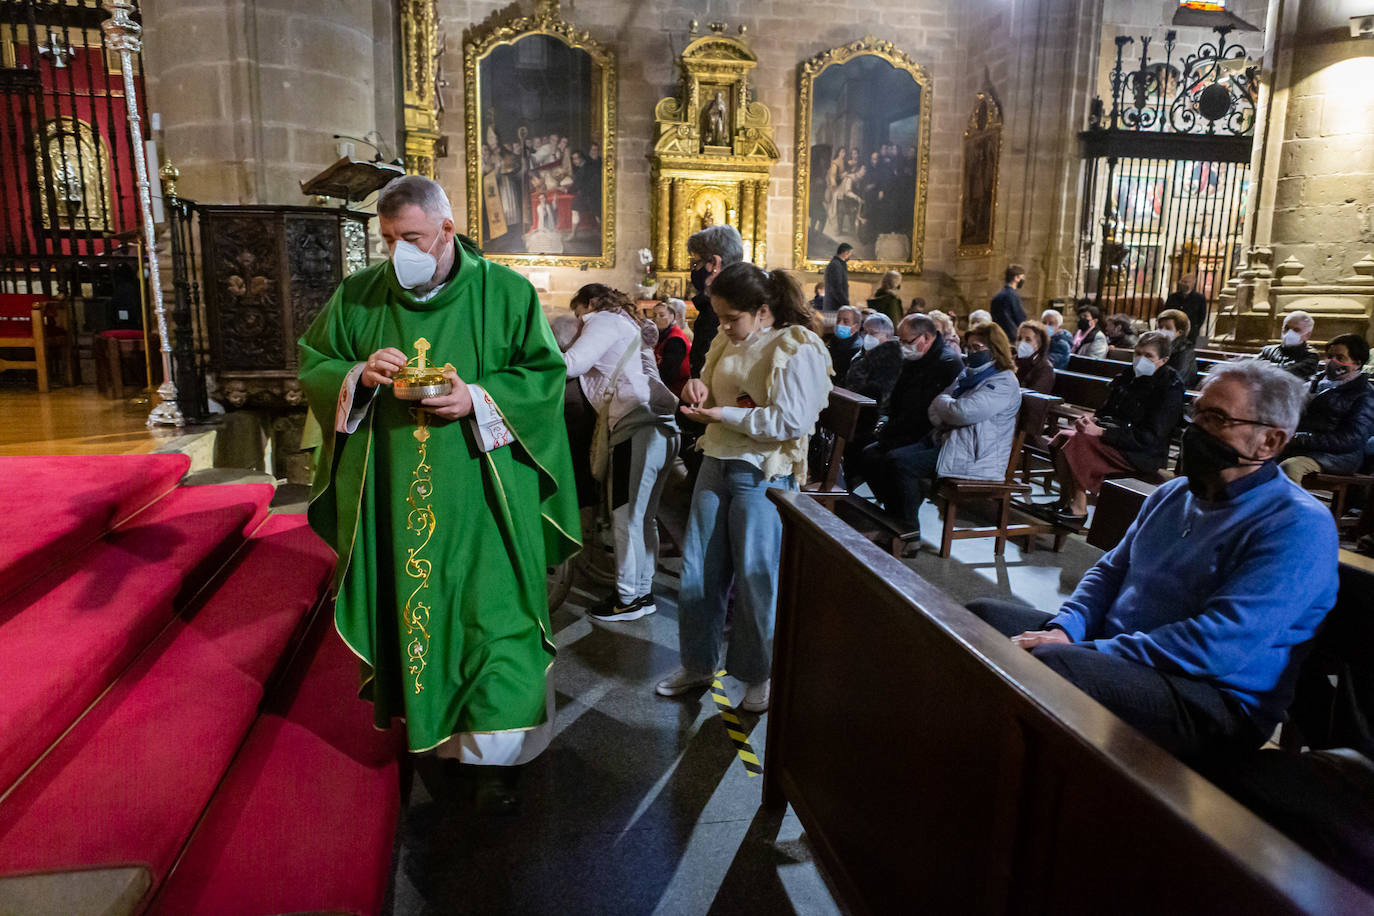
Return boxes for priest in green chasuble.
[299,176,580,789]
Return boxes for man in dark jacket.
[685,224,744,379]
[823,243,852,312]
[1162,275,1207,344]
[990,264,1027,341]
[1279,334,1374,481]
[855,314,963,501]
[1258,310,1322,380]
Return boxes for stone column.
[1215,0,1374,344]
[140,0,398,205]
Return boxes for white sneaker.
[740,679,770,712]
[654,667,715,697]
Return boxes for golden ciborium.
[391,337,452,401]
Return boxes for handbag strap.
[599,335,640,411]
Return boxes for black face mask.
[1015,277,1024,289]
[1077,317,1090,332]
[690,265,711,295]
[1178,422,1263,498]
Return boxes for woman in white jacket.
[563,285,679,622]
[871,321,1021,542]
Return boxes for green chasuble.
[298,236,581,752]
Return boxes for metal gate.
[1077,27,1258,322]
[0,0,146,303]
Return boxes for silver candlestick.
[102,0,182,427]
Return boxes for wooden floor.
[0,383,181,457]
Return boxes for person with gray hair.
[1257,309,1322,379]
[685,223,745,379]
[829,304,863,382]
[844,312,903,411]
[968,355,1337,763]
[298,172,580,810]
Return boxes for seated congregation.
[562,221,1374,901]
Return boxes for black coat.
[823,256,850,310]
[829,333,861,383]
[1163,290,1207,343]
[844,340,904,412]
[1097,365,1186,472]
[689,290,717,379]
[1167,337,1198,388]
[1286,374,1374,473]
[877,332,964,449]
[990,285,1026,341]
[1259,342,1321,380]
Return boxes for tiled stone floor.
[385,496,1106,915]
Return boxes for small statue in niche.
[703,91,728,147]
[700,202,715,229]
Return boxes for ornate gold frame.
[401,0,441,178]
[34,116,113,230]
[792,37,933,275]
[957,90,1003,258]
[462,0,616,268]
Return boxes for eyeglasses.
[1189,406,1280,431]
[966,342,989,353]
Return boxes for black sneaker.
[588,593,656,622]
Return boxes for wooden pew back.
[1068,354,1131,379]
[1050,369,1112,411]
[764,489,1374,915]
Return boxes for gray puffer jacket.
[927,367,1021,481]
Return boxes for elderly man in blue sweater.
[969,359,1338,761]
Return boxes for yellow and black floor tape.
[710,670,763,777]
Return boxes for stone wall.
[141,0,399,206]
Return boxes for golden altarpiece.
[649,27,778,299]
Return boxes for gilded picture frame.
[793,37,932,274]
[957,91,1003,257]
[462,3,617,268]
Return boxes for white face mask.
[392,234,443,289]
[861,334,880,351]
[1282,329,1302,347]
[1157,327,1176,341]
[1133,356,1158,377]
[900,342,921,361]
[1016,340,1036,359]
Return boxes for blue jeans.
[678,457,792,685]
[862,440,941,529]
[612,424,679,603]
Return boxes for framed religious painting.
[957,91,1003,257]
[463,1,616,267]
[793,37,932,274]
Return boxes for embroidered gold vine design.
[403,406,436,695]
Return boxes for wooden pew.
[763,489,1374,915]
[1049,369,1111,413]
[802,386,877,509]
[1086,477,1159,552]
[1068,354,1130,379]
[1106,346,1134,362]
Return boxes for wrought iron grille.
[1091,26,1258,137]
[0,0,147,301]
[1077,26,1257,323]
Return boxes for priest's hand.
[361,348,408,387]
[680,378,709,407]
[420,368,474,419]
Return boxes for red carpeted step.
[0,482,273,795]
[148,718,400,916]
[0,510,334,889]
[150,612,403,916]
[0,454,190,602]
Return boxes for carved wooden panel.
[206,213,285,372]
[199,205,369,380]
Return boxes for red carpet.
[0,457,400,915]
[0,454,189,601]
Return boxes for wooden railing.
[762,489,1374,915]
